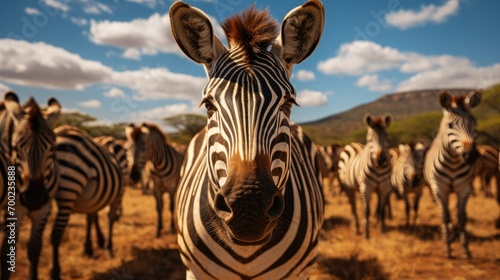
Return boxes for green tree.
[163,114,206,138]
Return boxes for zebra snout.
[20,178,49,211]
[130,165,142,183]
[461,147,479,164]
[214,189,284,222]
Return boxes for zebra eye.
[448,122,454,129]
[201,98,217,117]
[280,97,296,115]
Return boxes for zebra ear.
[169,1,227,72]
[438,90,453,109]
[271,0,324,77]
[43,97,61,125]
[3,91,25,122]
[140,125,150,135]
[398,144,408,153]
[465,90,481,110]
[125,124,135,141]
[382,113,392,127]
[363,113,375,128]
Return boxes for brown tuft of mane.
[221,5,278,59]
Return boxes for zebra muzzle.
[20,178,49,211]
[213,185,284,245]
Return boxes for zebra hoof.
[495,219,500,229]
[84,244,94,257]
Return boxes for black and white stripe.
[338,113,393,239]
[0,92,61,280]
[50,125,123,279]
[424,90,481,259]
[472,145,499,198]
[125,123,186,237]
[170,1,325,278]
[390,142,427,227]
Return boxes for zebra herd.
[0,0,498,279]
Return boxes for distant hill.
[300,88,476,145]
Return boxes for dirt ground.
[4,178,500,280]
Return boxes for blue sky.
[1,0,499,129]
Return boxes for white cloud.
[130,103,192,123]
[82,1,112,14]
[0,39,113,90]
[126,0,157,8]
[104,87,127,98]
[79,99,101,108]
[318,41,406,75]
[111,68,206,103]
[318,40,500,92]
[70,17,88,26]
[25,7,41,15]
[122,48,141,60]
[294,70,315,81]
[356,75,392,92]
[386,0,459,29]
[0,39,206,103]
[296,90,328,107]
[42,0,69,12]
[89,12,224,59]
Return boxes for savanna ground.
[5,178,500,280]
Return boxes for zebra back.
[55,125,122,213]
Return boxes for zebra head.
[438,90,481,164]
[400,142,427,189]
[3,92,61,211]
[364,113,392,168]
[125,123,149,184]
[170,1,324,245]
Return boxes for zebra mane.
[130,123,168,143]
[221,5,278,59]
[24,98,43,133]
[369,117,386,130]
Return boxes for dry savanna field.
[5,178,500,280]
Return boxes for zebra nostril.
[214,193,232,221]
[266,193,284,221]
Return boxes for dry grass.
[6,178,500,280]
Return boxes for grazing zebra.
[0,92,61,280]
[170,0,325,278]
[472,145,499,198]
[391,142,427,227]
[338,113,392,239]
[51,125,123,279]
[125,123,186,237]
[424,90,481,259]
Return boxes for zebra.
[124,123,186,237]
[317,144,342,195]
[81,136,129,252]
[472,145,499,198]
[170,0,325,278]
[51,125,123,279]
[0,92,61,280]
[423,90,481,259]
[338,113,393,239]
[0,101,8,211]
[390,142,427,227]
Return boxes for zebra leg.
[457,188,472,259]
[361,189,371,239]
[51,204,74,280]
[432,187,453,258]
[27,204,51,280]
[1,205,28,280]
[345,187,360,235]
[404,194,410,228]
[94,214,106,248]
[153,180,164,238]
[413,190,423,227]
[106,200,120,258]
[84,214,94,257]
[168,189,176,233]
[378,187,392,233]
